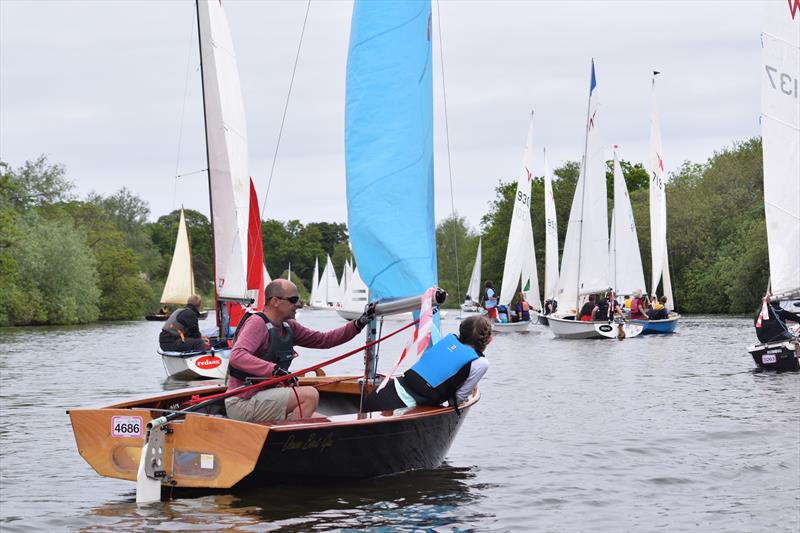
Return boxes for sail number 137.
[765,65,799,98]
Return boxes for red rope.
[183,318,420,408]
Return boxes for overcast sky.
[0,0,765,231]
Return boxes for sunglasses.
[273,295,301,304]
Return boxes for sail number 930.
[517,191,531,207]
[765,65,799,98]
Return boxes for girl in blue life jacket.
[362,315,491,412]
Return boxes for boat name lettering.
[598,324,613,333]
[281,432,334,452]
[195,355,222,369]
[111,416,143,438]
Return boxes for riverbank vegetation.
[0,138,764,325]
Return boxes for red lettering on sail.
[525,166,533,183]
[789,0,800,19]
[656,152,665,173]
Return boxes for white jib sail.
[648,75,673,308]
[197,0,250,301]
[611,149,647,295]
[465,238,482,302]
[762,2,800,299]
[309,257,321,305]
[324,254,343,305]
[160,209,196,304]
[499,111,541,310]
[543,149,559,301]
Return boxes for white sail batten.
[499,112,541,309]
[611,150,647,295]
[197,0,250,301]
[160,209,196,304]
[648,76,673,308]
[465,238,482,302]
[543,150,559,300]
[762,2,800,299]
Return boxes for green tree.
[436,214,478,307]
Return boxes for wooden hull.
[630,314,680,334]
[747,340,800,371]
[160,349,230,380]
[67,377,478,492]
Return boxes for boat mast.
[195,0,223,337]
[574,59,595,313]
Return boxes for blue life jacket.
[398,333,479,405]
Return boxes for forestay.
[499,112,541,309]
[345,0,437,300]
[762,1,800,299]
[197,0,250,302]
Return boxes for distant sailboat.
[748,1,800,371]
[460,238,482,313]
[548,60,641,339]
[146,208,207,321]
[336,266,370,320]
[633,73,680,334]
[496,111,540,332]
[609,147,647,298]
[541,149,559,325]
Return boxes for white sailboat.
[748,1,800,371]
[541,149,559,325]
[633,73,680,334]
[460,238,482,313]
[160,0,253,379]
[495,111,540,333]
[335,266,370,320]
[548,61,641,340]
[308,257,322,307]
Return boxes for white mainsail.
[648,74,674,308]
[762,1,800,299]
[465,238,482,302]
[160,209,196,305]
[556,60,609,312]
[543,149,559,301]
[197,0,250,302]
[610,148,647,295]
[340,267,369,313]
[499,111,541,310]
[309,257,321,306]
[323,254,342,306]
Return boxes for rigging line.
[175,168,209,179]
[172,9,198,212]
[436,0,462,308]
[260,0,312,219]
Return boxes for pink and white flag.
[376,287,437,392]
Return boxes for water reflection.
[83,466,490,532]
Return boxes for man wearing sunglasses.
[225,278,374,423]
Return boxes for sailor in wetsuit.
[754,300,800,344]
[362,315,491,412]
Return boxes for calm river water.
[1,312,798,532]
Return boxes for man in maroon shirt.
[225,279,373,423]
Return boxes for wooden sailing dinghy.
[69,0,481,501]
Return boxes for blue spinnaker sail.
[345,0,436,302]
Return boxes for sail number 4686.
[111,416,143,438]
[765,65,799,98]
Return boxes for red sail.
[228,178,265,327]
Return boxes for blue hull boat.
[631,314,679,334]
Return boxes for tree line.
[0,138,765,326]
